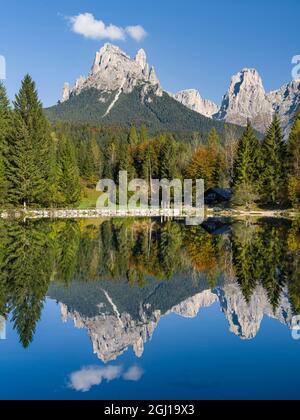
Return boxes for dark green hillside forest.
[0,76,300,209]
[45,85,243,137]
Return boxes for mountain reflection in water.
[0,217,299,362]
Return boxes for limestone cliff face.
[215,69,273,133]
[61,43,162,104]
[267,79,300,136]
[215,69,300,135]
[216,284,293,340]
[173,90,219,119]
[59,43,299,134]
[169,290,218,318]
[59,285,295,362]
[61,303,161,363]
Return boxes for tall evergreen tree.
[207,128,220,150]
[102,136,118,180]
[128,126,139,146]
[5,221,52,348]
[233,122,260,188]
[7,75,54,206]
[159,135,178,179]
[287,111,300,208]
[140,124,148,144]
[0,83,11,205]
[260,115,287,206]
[56,136,81,207]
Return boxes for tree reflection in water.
[0,217,299,348]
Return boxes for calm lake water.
[0,217,300,400]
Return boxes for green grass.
[79,188,100,209]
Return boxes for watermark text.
[0,55,6,80]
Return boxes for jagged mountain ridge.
[176,68,300,135]
[172,89,219,118]
[48,279,295,363]
[45,44,243,137]
[61,43,163,102]
[46,43,300,136]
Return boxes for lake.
[0,217,299,400]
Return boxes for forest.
[0,76,300,210]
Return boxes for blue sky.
[0,0,299,107]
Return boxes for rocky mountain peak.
[58,44,300,135]
[135,49,147,71]
[173,89,219,118]
[215,67,273,133]
[267,79,300,136]
[61,44,162,103]
[57,284,294,362]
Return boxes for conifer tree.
[259,115,287,206]
[287,111,300,208]
[207,128,220,150]
[233,122,260,187]
[140,124,148,144]
[159,135,178,179]
[207,128,226,187]
[90,137,101,180]
[128,126,139,146]
[56,136,81,207]
[102,136,118,180]
[0,83,11,205]
[7,75,54,206]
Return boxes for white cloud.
[69,13,147,42]
[69,365,122,393]
[70,13,125,41]
[69,364,144,392]
[123,365,144,382]
[126,26,148,42]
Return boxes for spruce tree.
[159,135,178,179]
[140,124,148,144]
[7,75,53,206]
[0,83,11,205]
[287,111,300,208]
[207,128,220,150]
[128,126,139,146]
[8,114,45,206]
[260,115,287,206]
[102,136,118,181]
[233,122,260,188]
[56,136,81,207]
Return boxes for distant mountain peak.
[54,43,300,135]
[135,48,147,71]
[60,43,162,103]
[173,89,219,119]
[215,68,300,135]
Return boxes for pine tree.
[128,126,139,146]
[7,114,45,206]
[233,122,260,188]
[117,140,135,182]
[159,135,178,179]
[287,111,300,208]
[260,115,287,206]
[102,136,118,181]
[207,128,220,150]
[140,124,148,144]
[90,137,101,180]
[5,220,52,348]
[7,75,54,206]
[56,136,81,207]
[0,83,11,205]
